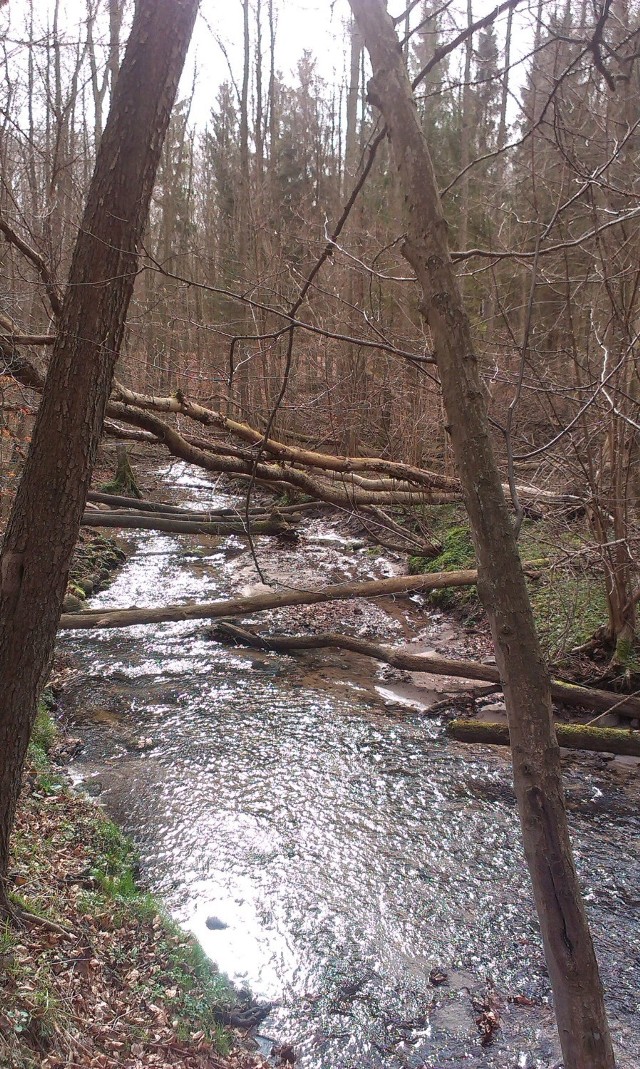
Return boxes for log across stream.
[59,462,640,1069]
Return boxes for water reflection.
[61,465,640,1068]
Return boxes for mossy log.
[448,719,640,756]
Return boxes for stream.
[60,462,640,1069]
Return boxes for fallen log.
[87,491,210,515]
[59,567,483,629]
[87,489,315,519]
[214,624,640,721]
[81,510,296,536]
[447,719,640,757]
[3,348,583,510]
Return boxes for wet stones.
[205,915,228,930]
[63,534,128,611]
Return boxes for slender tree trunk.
[235,0,252,416]
[0,0,198,916]
[458,0,473,294]
[347,3,615,1067]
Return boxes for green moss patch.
[409,506,477,611]
[408,507,610,659]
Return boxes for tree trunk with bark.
[0,0,198,916]
[347,2,615,1066]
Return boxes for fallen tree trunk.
[81,510,296,536]
[59,567,482,629]
[214,624,640,721]
[448,719,640,757]
[82,506,438,556]
[87,490,196,514]
[3,349,580,511]
[111,380,463,491]
[106,401,459,510]
[86,490,316,519]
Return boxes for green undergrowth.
[2,707,241,1068]
[25,692,61,791]
[409,505,609,662]
[613,634,640,675]
[409,506,478,614]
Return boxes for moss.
[407,508,611,658]
[409,509,477,610]
[612,634,640,674]
[101,446,142,498]
[67,534,127,605]
[409,506,474,572]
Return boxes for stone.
[205,915,228,931]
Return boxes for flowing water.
[60,464,640,1069]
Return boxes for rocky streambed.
[58,461,640,1069]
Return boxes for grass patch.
[26,699,62,789]
[407,506,610,659]
[28,696,57,756]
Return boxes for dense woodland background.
[1,0,639,656]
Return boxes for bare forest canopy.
[0,0,639,650]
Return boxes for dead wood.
[58,567,482,630]
[81,510,296,536]
[2,349,579,512]
[448,719,640,756]
[86,490,320,521]
[214,623,640,721]
[87,491,202,515]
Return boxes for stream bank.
[58,458,640,1069]
[2,704,269,1069]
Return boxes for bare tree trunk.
[235,0,252,416]
[0,0,198,917]
[458,0,473,294]
[347,2,615,1067]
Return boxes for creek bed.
[60,464,640,1069]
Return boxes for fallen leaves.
[472,981,502,1047]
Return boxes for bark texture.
[448,719,640,756]
[0,0,198,913]
[347,2,615,1065]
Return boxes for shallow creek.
[60,463,640,1069]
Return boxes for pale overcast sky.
[1,0,536,127]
